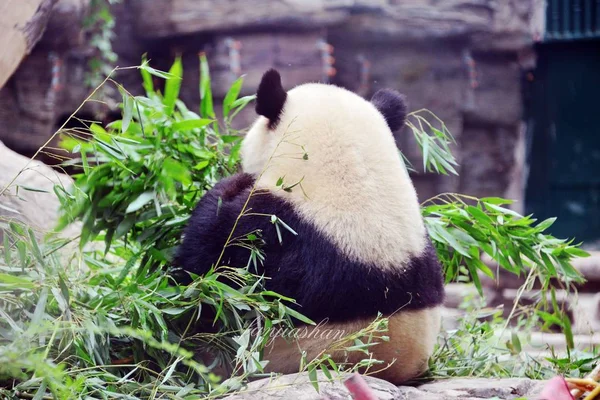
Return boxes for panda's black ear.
[255,69,287,128]
[371,89,407,132]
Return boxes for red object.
[538,376,575,400]
[343,373,379,400]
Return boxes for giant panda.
[175,69,445,384]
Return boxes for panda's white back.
[241,82,427,268]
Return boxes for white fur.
[241,83,426,268]
[263,307,442,384]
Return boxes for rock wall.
[0,0,92,163]
[0,0,543,202]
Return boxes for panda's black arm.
[174,173,257,279]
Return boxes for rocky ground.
[224,372,546,400]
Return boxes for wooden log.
[0,0,58,89]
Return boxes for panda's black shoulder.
[201,173,254,205]
[173,173,257,278]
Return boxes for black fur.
[255,69,287,129]
[371,89,408,132]
[175,173,445,323]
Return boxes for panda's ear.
[255,69,287,128]
[371,89,407,132]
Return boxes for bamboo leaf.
[121,91,134,133]
[172,119,213,131]
[164,57,183,116]
[199,53,215,118]
[126,192,154,213]
[223,75,245,117]
[0,273,34,289]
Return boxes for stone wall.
[0,0,542,202]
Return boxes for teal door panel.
[525,41,600,243]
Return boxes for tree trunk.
[0,0,58,89]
